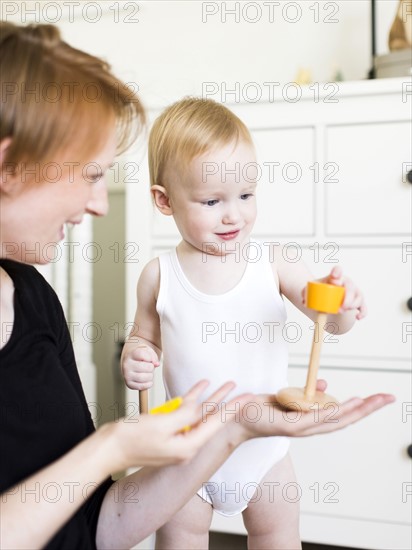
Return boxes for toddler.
[121,98,366,549]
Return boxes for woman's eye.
[203,199,219,206]
[85,173,103,184]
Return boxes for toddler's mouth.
[215,230,240,240]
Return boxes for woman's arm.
[0,381,236,549]
[1,425,115,549]
[1,378,394,550]
[96,380,395,549]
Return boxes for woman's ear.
[151,185,174,216]
[0,138,14,190]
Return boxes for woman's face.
[0,132,117,265]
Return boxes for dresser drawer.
[325,121,411,236]
[252,127,315,236]
[287,368,411,547]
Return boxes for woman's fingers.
[336,393,395,425]
[181,379,211,402]
[161,383,242,461]
[161,381,237,434]
[206,381,237,405]
[304,393,395,435]
[241,389,395,439]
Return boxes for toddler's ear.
[151,185,173,216]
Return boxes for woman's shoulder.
[0,259,40,282]
[0,259,54,295]
[0,259,63,318]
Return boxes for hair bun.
[0,22,61,49]
[24,23,62,49]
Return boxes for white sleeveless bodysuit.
[156,241,290,516]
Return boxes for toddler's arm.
[121,259,162,390]
[274,252,366,334]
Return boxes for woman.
[0,22,394,550]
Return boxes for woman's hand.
[237,380,395,440]
[105,380,245,471]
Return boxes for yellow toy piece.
[150,396,191,431]
[150,396,183,415]
[306,281,345,314]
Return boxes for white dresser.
[126,77,412,549]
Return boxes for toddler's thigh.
[155,493,213,550]
[242,453,300,536]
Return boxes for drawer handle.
[407,171,412,184]
[408,445,412,459]
[407,298,412,312]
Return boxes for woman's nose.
[86,184,109,217]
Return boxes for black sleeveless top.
[0,260,113,549]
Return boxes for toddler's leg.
[242,453,301,550]
[155,493,213,550]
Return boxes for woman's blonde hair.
[148,97,252,188]
[0,22,145,176]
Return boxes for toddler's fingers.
[329,266,343,283]
[125,379,153,391]
[315,379,327,392]
[124,360,155,375]
[341,291,365,316]
[356,301,367,319]
[348,293,364,312]
[129,370,154,384]
[131,345,158,363]
[301,286,307,306]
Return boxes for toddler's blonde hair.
[148,98,252,188]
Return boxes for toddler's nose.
[222,203,241,225]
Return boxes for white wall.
[3,1,401,109]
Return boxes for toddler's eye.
[240,193,253,200]
[203,199,219,206]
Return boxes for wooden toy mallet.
[276,281,345,411]
[140,389,148,414]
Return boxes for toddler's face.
[168,140,258,255]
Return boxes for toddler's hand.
[302,266,367,320]
[121,345,160,390]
